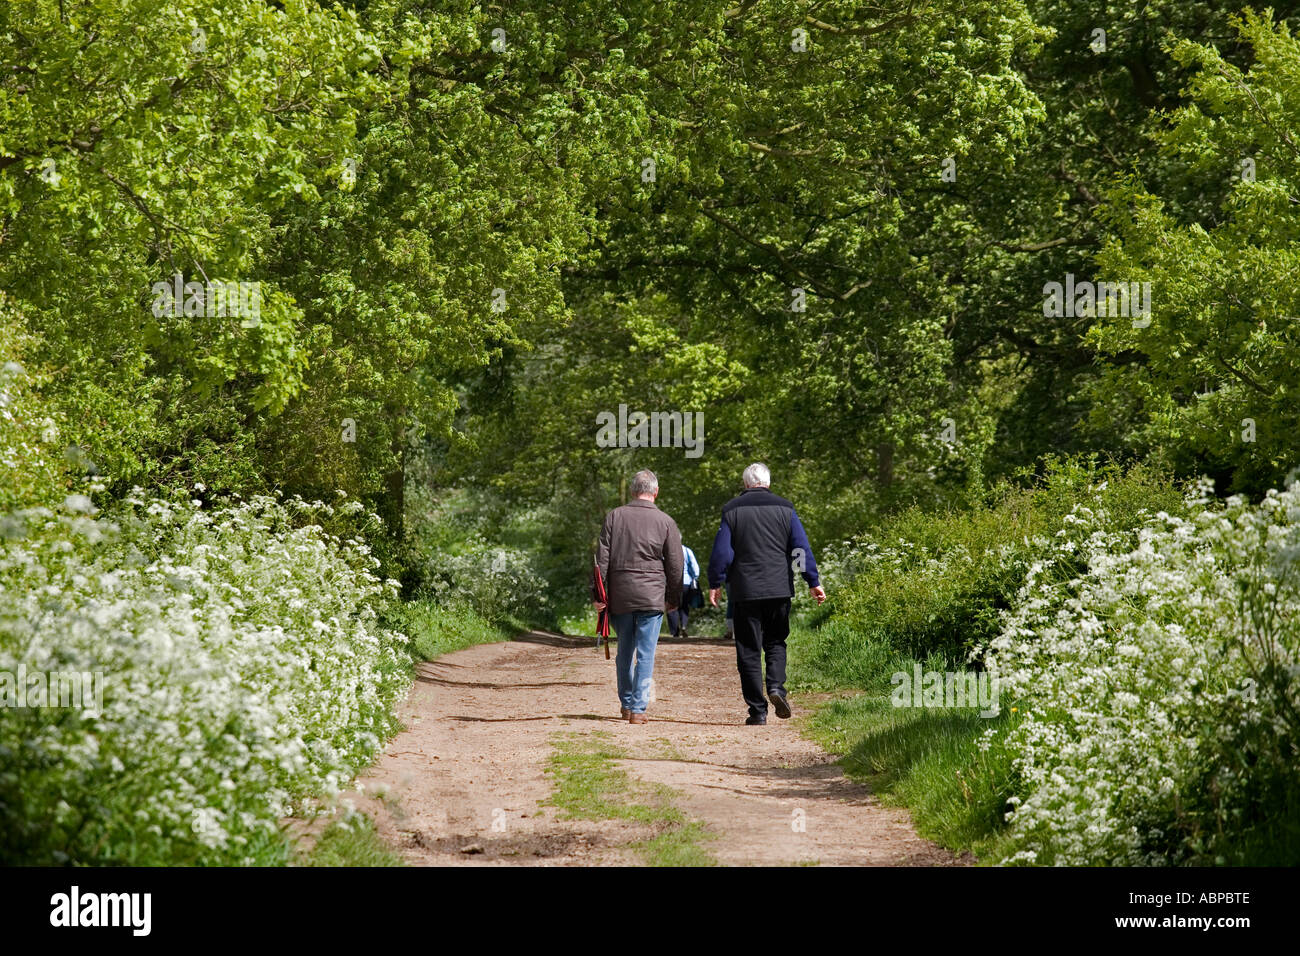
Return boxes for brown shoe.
[620,707,631,720]
[629,713,648,725]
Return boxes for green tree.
[0,0,381,489]
[1089,9,1300,492]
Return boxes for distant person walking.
[592,469,683,724]
[708,463,825,725]
[667,543,700,638]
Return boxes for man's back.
[597,498,683,615]
[720,487,794,601]
[710,487,818,602]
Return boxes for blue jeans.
[612,611,662,713]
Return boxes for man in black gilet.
[707,463,826,725]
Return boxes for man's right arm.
[707,518,733,588]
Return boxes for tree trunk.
[876,441,894,490]
[379,413,407,544]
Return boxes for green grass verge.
[300,814,406,867]
[543,732,715,866]
[788,624,1017,862]
[386,598,517,662]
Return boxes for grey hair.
[629,469,659,497]
[742,462,771,488]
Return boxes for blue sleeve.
[707,519,733,588]
[788,511,820,587]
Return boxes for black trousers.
[732,597,791,717]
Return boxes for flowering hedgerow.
[984,479,1300,865]
[0,488,410,865]
[418,538,550,622]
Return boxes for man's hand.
[665,604,677,613]
[809,585,826,605]
[592,600,606,612]
[709,588,721,607]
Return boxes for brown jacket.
[593,498,684,615]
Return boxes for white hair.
[629,469,659,497]
[742,463,770,488]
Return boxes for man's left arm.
[663,521,684,610]
[788,510,826,604]
[592,513,613,608]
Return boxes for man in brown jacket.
[592,469,683,724]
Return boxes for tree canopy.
[4,0,1299,586]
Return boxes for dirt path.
[342,631,964,866]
